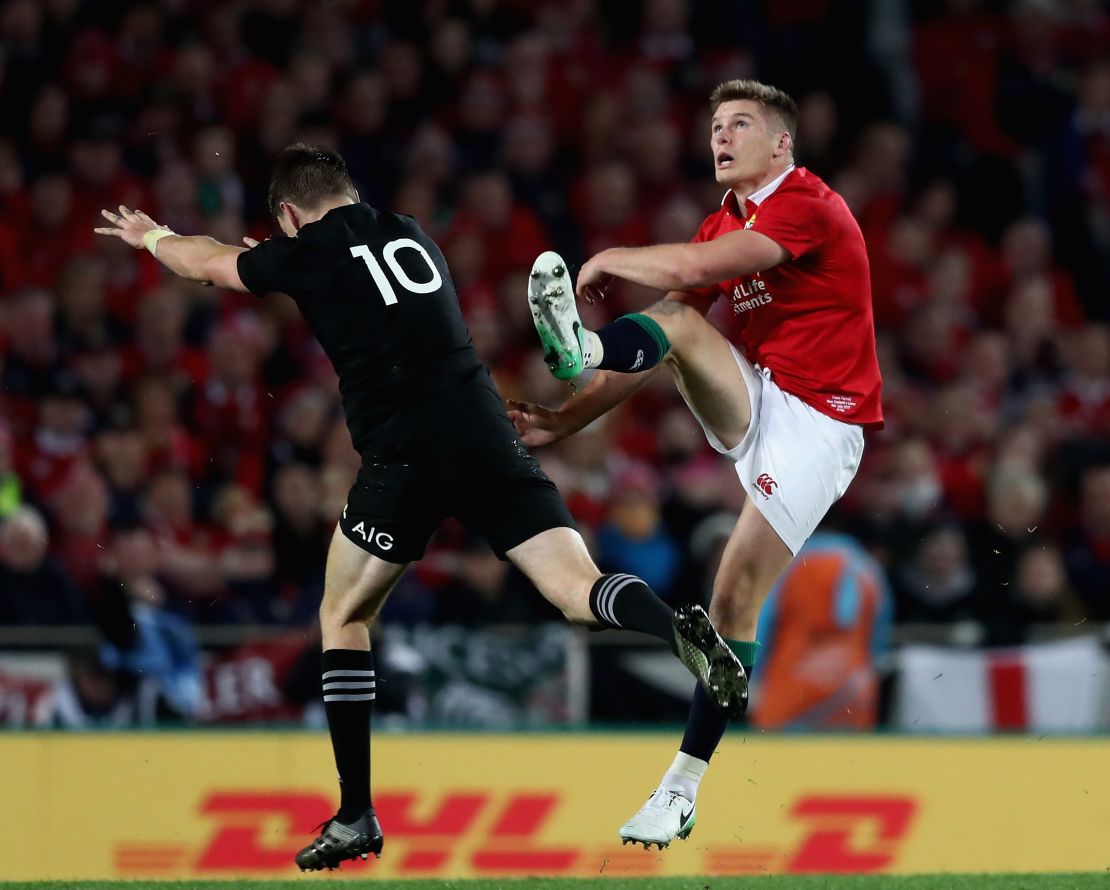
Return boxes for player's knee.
[319,594,369,634]
[645,299,698,350]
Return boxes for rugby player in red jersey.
[511,79,883,848]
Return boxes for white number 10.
[351,238,443,306]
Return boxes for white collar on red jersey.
[721,164,796,208]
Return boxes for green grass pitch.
[2,877,1107,889]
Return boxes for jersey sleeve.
[681,215,725,310]
[236,237,297,297]
[749,194,832,260]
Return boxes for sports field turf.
[2,877,1106,889]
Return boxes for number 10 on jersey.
[351,239,443,305]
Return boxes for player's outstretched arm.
[577,229,788,301]
[508,365,661,447]
[95,205,250,292]
[510,285,714,446]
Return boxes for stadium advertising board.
[2,734,1107,879]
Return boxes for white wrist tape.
[142,228,174,256]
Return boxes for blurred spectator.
[1,290,62,434]
[270,386,330,466]
[575,161,651,263]
[55,255,114,351]
[846,437,948,564]
[121,282,206,390]
[984,544,1085,644]
[270,463,329,621]
[208,484,275,623]
[141,468,222,614]
[970,467,1050,597]
[48,462,110,590]
[0,505,86,625]
[990,217,1084,329]
[133,374,202,477]
[597,462,680,596]
[16,371,91,501]
[1056,324,1110,440]
[93,425,147,525]
[451,169,551,290]
[894,523,978,623]
[1066,465,1110,619]
[193,314,270,493]
[36,649,134,728]
[94,524,202,721]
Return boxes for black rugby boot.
[295,808,383,871]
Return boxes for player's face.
[710,99,784,188]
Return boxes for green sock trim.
[624,313,671,359]
[727,639,760,669]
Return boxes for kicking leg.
[506,526,747,716]
[296,528,408,872]
[619,500,794,849]
[527,252,752,448]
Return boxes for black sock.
[322,648,375,822]
[680,658,757,762]
[595,314,670,373]
[589,573,677,654]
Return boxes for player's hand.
[506,399,573,447]
[94,205,170,249]
[576,255,614,304]
[242,236,268,248]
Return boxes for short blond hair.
[710,79,797,141]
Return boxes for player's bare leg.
[318,529,407,651]
[644,300,754,451]
[528,252,789,849]
[506,526,748,715]
[616,498,796,847]
[504,526,598,624]
[710,497,794,638]
[297,530,408,872]
[529,254,752,450]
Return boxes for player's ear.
[280,201,301,232]
[776,131,793,158]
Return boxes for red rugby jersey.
[689,167,884,428]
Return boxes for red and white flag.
[894,637,1110,732]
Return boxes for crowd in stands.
[0,0,1108,661]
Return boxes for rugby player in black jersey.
[95,144,746,871]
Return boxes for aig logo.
[342,504,395,551]
[350,522,395,551]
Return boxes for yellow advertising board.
[1,733,1108,880]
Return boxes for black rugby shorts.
[339,413,575,563]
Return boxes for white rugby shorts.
[681,344,864,555]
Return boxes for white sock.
[661,751,707,802]
[582,329,604,369]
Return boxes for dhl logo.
[115,790,917,877]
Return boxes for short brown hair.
[267,143,357,217]
[709,80,798,142]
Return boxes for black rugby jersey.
[237,203,504,457]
